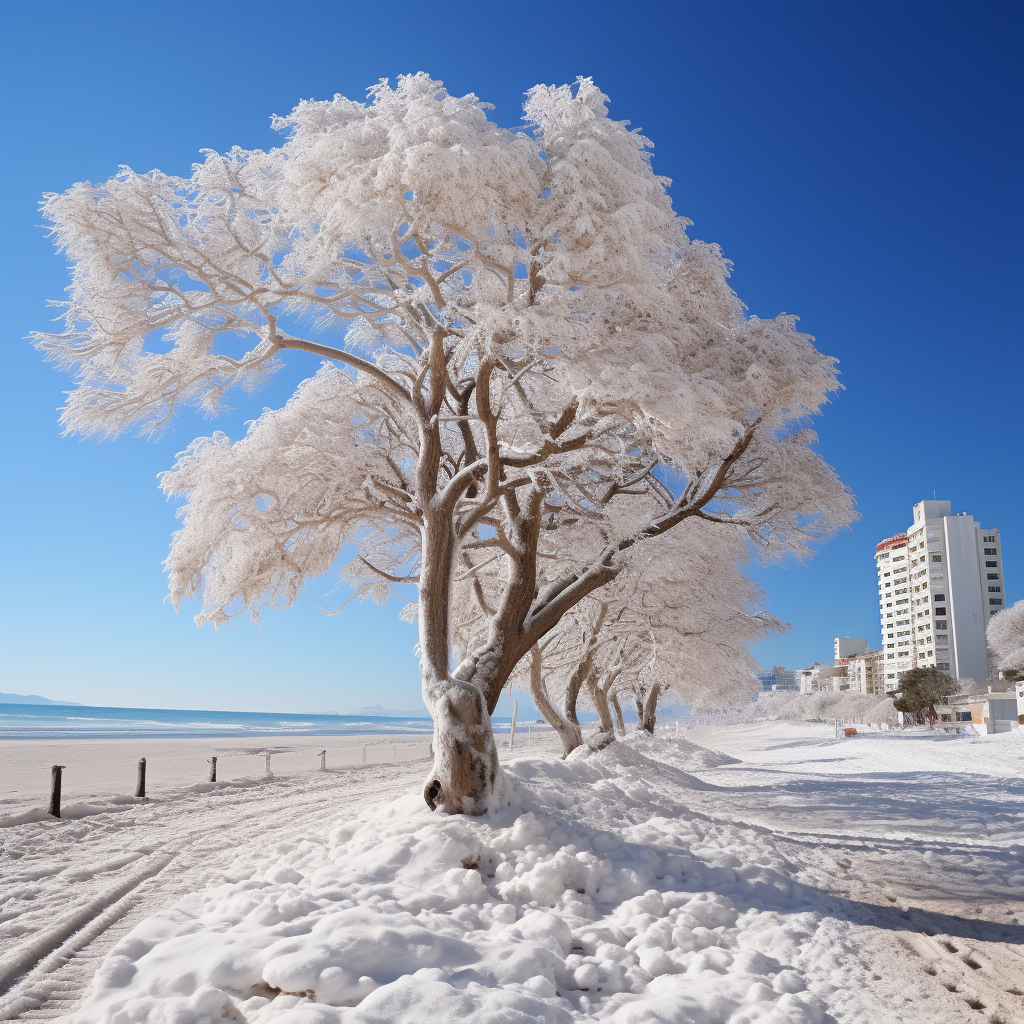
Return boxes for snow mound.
[68,738,828,1023]
[743,691,898,725]
[0,795,144,829]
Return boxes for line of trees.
[35,75,853,813]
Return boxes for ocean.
[0,703,457,740]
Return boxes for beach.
[2,723,1022,1022]
[0,725,559,824]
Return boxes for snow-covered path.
[689,723,1024,1022]
[0,761,432,1019]
[0,725,1021,1023]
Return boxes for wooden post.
[48,765,66,818]
[135,758,146,798]
[208,757,217,782]
[319,750,326,770]
[362,745,367,764]
[509,700,519,749]
[264,752,271,774]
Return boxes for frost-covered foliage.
[36,74,854,812]
[501,521,787,751]
[987,600,1024,679]
[742,692,898,726]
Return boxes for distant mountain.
[345,704,428,718]
[0,691,83,706]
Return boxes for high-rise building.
[874,500,1006,690]
[834,637,868,661]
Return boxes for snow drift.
[66,734,828,1023]
[743,692,898,726]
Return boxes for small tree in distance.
[35,75,854,813]
[987,600,1024,684]
[893,667,960,725]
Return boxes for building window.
[987,573,1000,580]
[930,554,942,562]
[934,607,946,615]
[988,586,1001,593]
[935,620,947,629]
[990,598,1003,606]
[984,548,997,555]
[887,644,895,649]
[985,561,997,568]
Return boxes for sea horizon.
[0,701,493,741]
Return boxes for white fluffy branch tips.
[987,600,1024,675]
[161,365,419,626]
[36,74,854,812]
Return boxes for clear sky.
[0,2,1019,713]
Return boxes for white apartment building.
[834,637,868,661]
[846,648,885,695]
[874,500,1006,690]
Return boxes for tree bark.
[528,645,582,757]
[419,508,502,815]
[610,691,626,734]
[564,651,593,732]
[589,669,617,736]
[641,682,661,734]
[634,688,645,730]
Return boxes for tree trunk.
[641,682,661,734]
[589,670,616,736]
[634,688,645,730]
[610,691,625,734]
[419,510,503,815]
[528,645,582,757]
[564,649,594,732]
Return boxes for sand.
[0,726,559,814]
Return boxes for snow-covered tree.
[988,600,1024,682]
[35,75,853,814]
[515,520,785,752]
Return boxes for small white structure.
[936,690,1019,734]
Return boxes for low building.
[846,649,886,696]
[755,665,799,692]
[799,663,851,693]
[935,690,1020,734]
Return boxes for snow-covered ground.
[1,724,1021,1023]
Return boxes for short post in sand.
[508,700,519,750]
[136,758,147,799]
[264,752,272,774]
[362,745,367,764]
[318,750,326,771]
[48,765,66,818]
[208,756,217,782]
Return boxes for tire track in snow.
[0,761,429,1019]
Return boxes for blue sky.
[0,2,1019,713]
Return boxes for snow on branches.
[988,600,1024,679]
[35,74,854,813]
